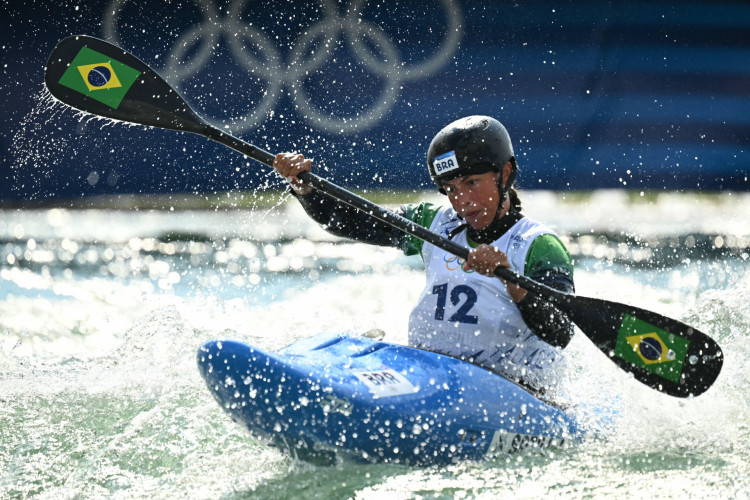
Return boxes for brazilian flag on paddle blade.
[614,313,690,383]
[58,47,141,110]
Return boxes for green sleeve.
[524,234,574,280]
[399,202,442,257]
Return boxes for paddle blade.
[45,35,206,134]
[561,295,722,397]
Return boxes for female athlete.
[274,116,574,394]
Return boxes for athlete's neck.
[467,207,523,244]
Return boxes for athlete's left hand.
[464,244,527,302]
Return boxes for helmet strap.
[492,158,514,207]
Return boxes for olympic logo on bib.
[444,255,474,273]
[102,0,463,134]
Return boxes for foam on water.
[1,193,749,498]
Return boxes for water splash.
[1,197,748,498]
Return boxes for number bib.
[407,207,564,389]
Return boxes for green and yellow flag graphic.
[614,314,690,383]
[58,47,141,109]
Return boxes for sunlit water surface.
[1,191,749,499]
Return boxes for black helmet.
[427,115,517,194]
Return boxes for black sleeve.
[516,273,575,349]
[293,188,405,248]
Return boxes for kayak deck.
[197,333,585,465]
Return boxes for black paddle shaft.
[44,35,723,397]
[206,128,538,291]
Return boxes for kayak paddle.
[45,35,723,398]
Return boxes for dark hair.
[508,187,522,213]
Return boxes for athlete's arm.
[294,188,406,247]
[516,234,575,348]
[464,235,575,348]
[274,152,402,246]
[274,153,446,252]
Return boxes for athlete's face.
[442,170,503,230]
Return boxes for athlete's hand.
[464,244,527,302]
[274,152,313,195]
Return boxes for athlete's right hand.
[274,152,313,195]
[464,244,527,303]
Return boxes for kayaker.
[273,116,574,395]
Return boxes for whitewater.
[1,190,749,499]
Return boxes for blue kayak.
[197,333,587,465]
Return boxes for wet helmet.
[426,115,517,195]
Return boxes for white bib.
[407,207,565,389]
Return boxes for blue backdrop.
[2,0,749,203]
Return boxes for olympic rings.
[102,0,463,134]
[444,255,474,273]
